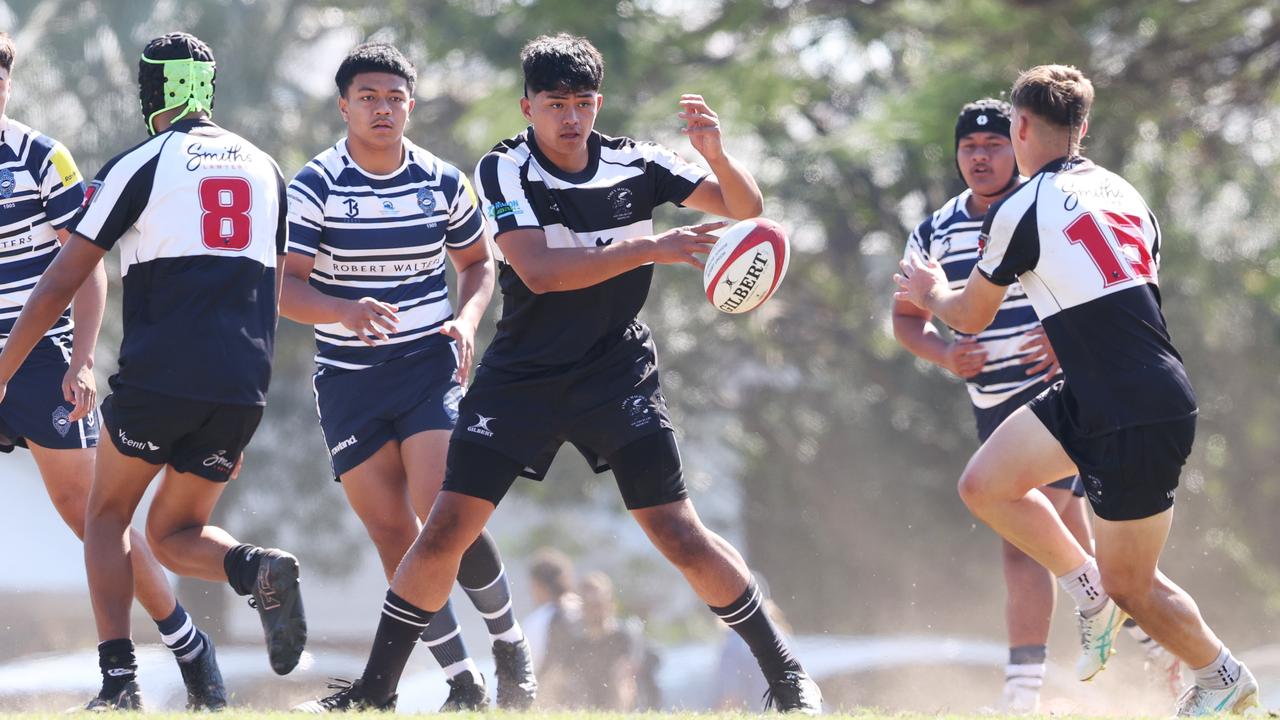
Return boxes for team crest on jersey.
[608,187,634,222]
[51,406,72,437]
[0,168,15,199]
[622,394,654,428]
[417,187,436,213]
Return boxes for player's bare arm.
[496,220,727,294]
[279,251,400,346]
[57,227,105,420]
[0,234,106,404]
[441,238,495,384]
[891,296,988,379]
[894,253,1005,334]
[677,94,764,220]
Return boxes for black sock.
[459,530,521,642]
[223,543,262,596]
[1009,644,1047,665]
[710,581,801,684]
[98,638,137,697]
[361,589,435,705]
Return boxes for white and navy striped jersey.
[904,188,1053,409]
[287,138,483,370]
[977,157,1195,433]
[70,119,286,406]
[0,117,85,350]
[474,129,707,372]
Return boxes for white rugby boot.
[1145,641,1186,698]
[1000,674,1041,714]
[1175,664,1260,716]
[1075,598,1128,681]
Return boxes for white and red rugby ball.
[702,217,790,314]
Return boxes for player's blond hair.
[1011,64,1094,155]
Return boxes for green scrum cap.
[139,55,215,135]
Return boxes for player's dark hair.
[529,548,574,598]
[520,33,604,96]
[335,42,416,97]
[1011,64,1094,156]
[138,32,216,118]
[0,33,16,73]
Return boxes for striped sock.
[420,599,480,682]
[98,638,137,698]
[156,602,206,664]
[710,580,801,684]
[361,590,435,705]
[459,532,523,643]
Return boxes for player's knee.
[957,464,993,509]
[47,488,88,538]
[361,516,419,560]
[1099,567,1155,613]
[142,522,178,568]
[645,514,714,568]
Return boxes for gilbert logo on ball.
[702,217,790,314]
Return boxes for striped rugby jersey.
[904,188,1055,409]
[70,118,285,406]
[977,157,1194,433]
[0,117,86,351]
[474,129,707,373]
[287,138,484,371]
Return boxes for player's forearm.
[892,313,951,368]
[0,273,82,381]
[279,273,350,325]
[706,153,763,220]
[517,238,655,294]
[67,260,107,367]
[925,288,991,335]
[453,256,494,331]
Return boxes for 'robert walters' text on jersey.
[904,187,1052,409]
[287,138,483,370]
[977,157,1195,434]
[70,119,286,405]
[0,118,85,350]
[475,129,707,373]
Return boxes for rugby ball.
[703,217,790,314]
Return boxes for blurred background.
[2,0,1279,713]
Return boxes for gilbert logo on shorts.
[467,414,496,437]
[118,428,159,452]
[330,434,357,456]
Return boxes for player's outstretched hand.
[62,361,96,422]
[944,336,988,379]
[439,320,477,385]
[679,94,724,162]
[341,297,399,347]
[651,220,729,269]
[894,251,947,310]
[1019,326,1061,378]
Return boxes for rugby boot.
[439,673,489,711]
[763,670,823,714]
[1001,673,1041,714]
[180,630,228,710]
[1075,598,1127,681]
[293,678,396,713]
[247,547,307,675]
[1145,641,1185,699]
[1175,665,1261,716]
[493,637,538,709]
[84,679,143,711]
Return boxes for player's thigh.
[400,429,451,520]
[28,442,96,537]
[146,464,229,541]
[340,438,419,534]
[86,428,163,520]
[1093,508,1173,599]
[961,404,1078,501]
[603,429,689,512]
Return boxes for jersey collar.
[1037,155,1092,175]
[526,127,600,183]
[340,137,410,180]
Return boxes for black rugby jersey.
[474,129,707,373]
[70,119,286,405]
[977,157,1195,434]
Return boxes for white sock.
[443,658,482,684]
[1005,662,1046,690]
[1057,558,1108,616]
[1193,646,1242,690]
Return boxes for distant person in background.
[0,31,225,710]
[0,32,305,709]
[281,42,534,711]
[523,548,581,672]
[714,598,791,710]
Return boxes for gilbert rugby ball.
[702,217,790,314]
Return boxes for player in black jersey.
[300,33,820,714]
[0,33,305,709]
[896,65,1256,715]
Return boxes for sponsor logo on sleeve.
[487,200,523,220]
[81,180,103,209]
[50,143,83,188]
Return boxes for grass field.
[0,715,1127,720]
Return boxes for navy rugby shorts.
[0,335,100,453]
[313,343,462,479]
[974,379,1083,497]
[1029,380,1196,521]
[443,321,688,510]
